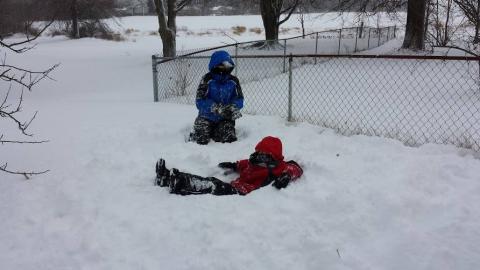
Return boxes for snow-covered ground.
[1,15,480,270]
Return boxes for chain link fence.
[157,25,397,58]
[152,29,480,151]
[153,25,398,100]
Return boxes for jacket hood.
[255,136,284,161]
[208,50,235,71]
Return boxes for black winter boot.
[155,158,171,187]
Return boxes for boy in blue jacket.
[190,50,244,144]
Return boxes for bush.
[232,26,247,35]
[249,27,262,34]
[124,28,139,35]
[77,20,124,41]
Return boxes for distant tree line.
[0,0,117,38]
[115,0,345,16]
[2,0,478,53]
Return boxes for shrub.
[232,25,247,35]
[124,28,139,35]
[249,27,262,34]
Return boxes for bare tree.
[335,0,404,14]
[402,0,428,49]
[297,0,310,38]
[453,0,480,43]
[153,0,192,57]
[425,0,458,46]
[259,0,300,47]
[0,22,57,179]
[71,0,80,38]
[334,0,429,50]
[147,0,156,14]
[40,0,117,39]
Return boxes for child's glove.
[212,104,242,120]
[223,104,242,120]
[218,162,237,170]
[272,173,291,189]
[211,103,225,116]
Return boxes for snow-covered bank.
[2,100,480,270]
[1,15,479,270]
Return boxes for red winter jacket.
[230,136,303,195]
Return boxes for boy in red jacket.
[155,136,303,195]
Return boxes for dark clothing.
[195,72,243,123]
[192,117,236,145]
[169,170,238,196]
[155,137,304,196]
[166,159,302,196]
[191,50,243,145]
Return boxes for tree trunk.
[402,0,427,50]
[160,31,176,56]
[71,0,79,39]
[475,0,480,43]
[260,0,281,44]
[424,0,432,41]
[201,0,208,15]
[154,0,176,57]
[443,0,452,46]
[147,0,156,14]
[475,23,480,44]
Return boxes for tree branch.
[0,163,49,180]
[175,0,192,13]
[0,63,59,91]
[279,0,300,26]
[0,13,56,181]
[432,45,480,56]
[0,20,55,53]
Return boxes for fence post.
[283,39,287,73]
[152,55,159,102]
[478,61,480,92]
[315,32,319,64]
[359,22,364,38]
[234,43,238,76]
[354,27,359,52]
[288,54,293,122]
[377,28,381,47]
[393,25,397,38]
[338,28,342,55]
[367,28,371,49]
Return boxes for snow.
[1,14,480,270]
[114,13,402,38]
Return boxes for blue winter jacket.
[195,50,244,122]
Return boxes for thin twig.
[0,163,50,180]
[0,20,55,53]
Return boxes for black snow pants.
[191,117,237,145]
[169,169,238,196]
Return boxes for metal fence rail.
[153,25,397,101]
[156,25,397,58]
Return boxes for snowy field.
[2,14,480,270]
